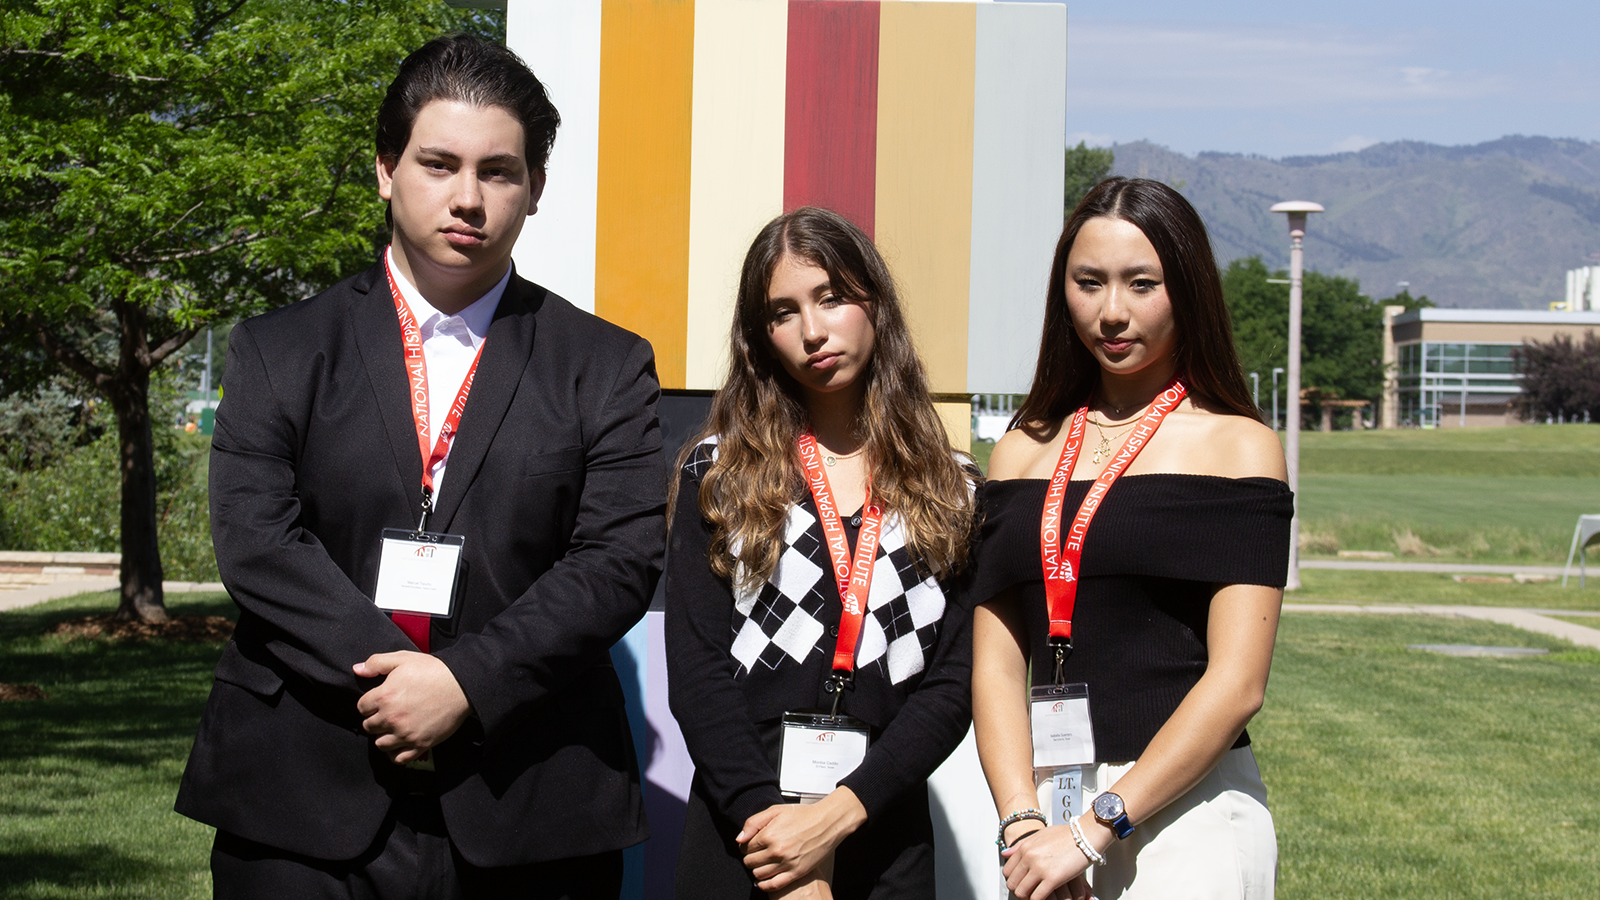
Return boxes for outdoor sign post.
[1271,201,1325,591]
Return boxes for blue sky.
[1057,0,1600,157]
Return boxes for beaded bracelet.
[1068,816,1108,867]
[995,808,1048,848]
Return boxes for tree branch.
[149,324,201,366]
[34,322,113,392]
[125,199,206,259]
[0,48,171,83]
[188,0,252,46]
[124,230,262,264]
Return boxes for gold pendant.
[1092,437,1111,465]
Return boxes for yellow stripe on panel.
[874,2,976,395]
[935,401,973,453]
[595,0,696,388]
[685,0,788,390]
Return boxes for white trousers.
[1084,747,1277,900]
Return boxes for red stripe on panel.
[784,0,880,237]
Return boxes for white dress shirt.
[385,246,511,500]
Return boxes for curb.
[0,579,227,613]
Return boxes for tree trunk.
[109,363,167,623]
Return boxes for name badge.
[778,712,870,800]
[1030,683,1095,769]
[374,528,464,617]
[1037,765,1094,827]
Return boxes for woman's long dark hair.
[671,207,975,589]
[1011,177,1261,431]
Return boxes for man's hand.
[353,651,472,765]
[738,787,866,892]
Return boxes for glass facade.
[1396,341,1519,426]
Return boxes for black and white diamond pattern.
[688,439,944,687]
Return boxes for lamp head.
[1271,200,1325,237]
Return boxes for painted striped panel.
[685,0,788,390]
[507,0,603,312]
[968,1,1067,394]
[874,1,976,395]
[594,0,696,388]
[783,0,880,236]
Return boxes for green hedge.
[0,431,217,582]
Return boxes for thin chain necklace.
[822,447,865,467]
[1087,415,1137,465]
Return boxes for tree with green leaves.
[0,0,499,622]
[1065,141,1114,217]
[1222,256,1431,426]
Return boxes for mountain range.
[1108,136,1600,310]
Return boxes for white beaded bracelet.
[1068,816,1108,867]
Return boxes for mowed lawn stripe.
[1259,613,1600,899]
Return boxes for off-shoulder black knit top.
[975,474,1293,763]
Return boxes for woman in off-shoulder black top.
[974,178,1291,900]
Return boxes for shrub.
[0,431,216,582]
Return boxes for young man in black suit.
[176,35,664,898]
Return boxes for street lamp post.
[1271,367,1284,431]
[1271,200,1324,591]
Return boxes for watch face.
[1093,791,1125,821]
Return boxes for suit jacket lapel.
[348,264,428,514]
[429,274,542,532]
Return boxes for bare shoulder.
[1185,413,1287,481]
[987,424,1060,481]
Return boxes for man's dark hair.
[376,34,560,172]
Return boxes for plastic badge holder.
[778,711,871,801]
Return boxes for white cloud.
[1067,19,1504,111]
[1330,134,1380,152]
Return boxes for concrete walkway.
[1301,560,1567,576]
[0,578,225,613]
[1283,601,1600,650]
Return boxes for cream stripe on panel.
[874,2,977,396]
[506,0,603,312]
[685,0,789,390]
[968,1,1067,394]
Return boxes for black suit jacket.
[175,263,665,867]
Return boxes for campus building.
[1387,308,1600,427]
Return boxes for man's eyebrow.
[476,153,523,167]
[415,147,523,168]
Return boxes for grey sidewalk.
[0,579,225,613]
[1301,559,1567,576]
[1283,601,1600,650]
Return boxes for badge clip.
[824,672,854,716]
[1050,637,1072,686]
[415,485,434,536]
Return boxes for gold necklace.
[1087,415,1136,465]
[822,447,864,467]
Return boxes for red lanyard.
[384,253,487,653]
[1040,378,1187,650]
[797,432,884,677]
[385,254,486,504]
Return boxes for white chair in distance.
[1561,515,1600,587]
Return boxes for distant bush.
[1514,331,1600,422]
[0,385,217,582]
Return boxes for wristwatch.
[1092,791,1135,839]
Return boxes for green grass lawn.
[7,591,1600,899]
[1293,569,1600,611]
[0,592,230,900]
[1260,612,1600,899]
[1295,425,1600,563]
[1296,474,1600,563]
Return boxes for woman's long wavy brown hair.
[1011,177,1262,432]
[671,207,976,591]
